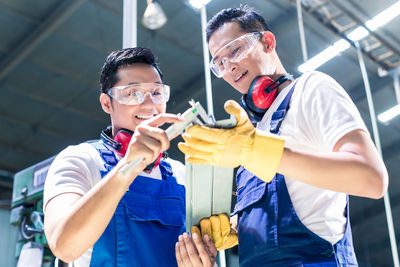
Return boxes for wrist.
[114,158,140,185]
[245,130,285,181]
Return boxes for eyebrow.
[213,40,237,62]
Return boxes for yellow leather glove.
[191,214,238,251]
[178,100,285,182]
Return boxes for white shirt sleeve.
[299,71,369,151]
[43,143,102,213]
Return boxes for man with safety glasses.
[176,6,388,267]
[43,47,215,266]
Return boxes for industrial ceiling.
[0,0,399,265]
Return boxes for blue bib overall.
[233,85,358,266]
[89,141,185,267]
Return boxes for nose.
[141,92,154,106]
[224,59,237,74]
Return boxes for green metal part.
[185,162,234,230]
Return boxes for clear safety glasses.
[107,83,170,105]
[210,32,262,78]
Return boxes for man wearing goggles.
[209,31,261,78]
[176,5,387,267]
[44,48,217,267]
[107,82,170,106]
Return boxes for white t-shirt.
[258,71,368,244]
[43,142,186,267]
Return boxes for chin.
[238,88,248,95]
[239,81,252,94]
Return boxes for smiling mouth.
[135,114,155,120]
[235,71,248,82]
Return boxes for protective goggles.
[107,83,170,105]
[210,32,262,78]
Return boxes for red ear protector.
[100,127,166,171]
[240,73,294,123]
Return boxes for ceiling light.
[366,1,400,30]
[298,39,350,72]
[378,105,400,123]
[188,0,212,9]
[142,0,167,30]
[298,1,400,73]
[347,26,369,41]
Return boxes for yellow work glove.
[191,214,238,251]
[178,100,285,182]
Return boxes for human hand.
[191,214,238,251]
[178,100,254,166]
[123,113,182,172]
[230,214,238,233]
[176,232,217,267]
[178,100,285,182]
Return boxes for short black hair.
[99,47,163,94]
[206,5,271,42]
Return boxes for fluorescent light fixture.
[298,1,400,73]
[366,1,400,30]
[298,39,350,72]
[142,0,167,30]
[347,26,369,41]
[189,0,212,9]
[378,105,400,123]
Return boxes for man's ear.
[100,93,112,114]
[261,31,276,53]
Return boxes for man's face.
[101,63,166,135]
[209,22,276,94]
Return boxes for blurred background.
[0,0,399,266]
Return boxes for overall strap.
[158,160,175,181]
[90,140,118,178]
[270,82,296,134]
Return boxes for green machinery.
[185,162,234,230]
[10,156,55,264]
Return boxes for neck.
[111,126,134,139]
[273,71,292,94]
[270,60,291,94]
[277,79,293,94]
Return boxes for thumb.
[224,100,250,126]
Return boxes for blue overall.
[233,85,358,266]
[89,141,185,267]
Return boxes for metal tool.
[119,100,236,176]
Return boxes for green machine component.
[185,162,234,230]
[10,156,55,264]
